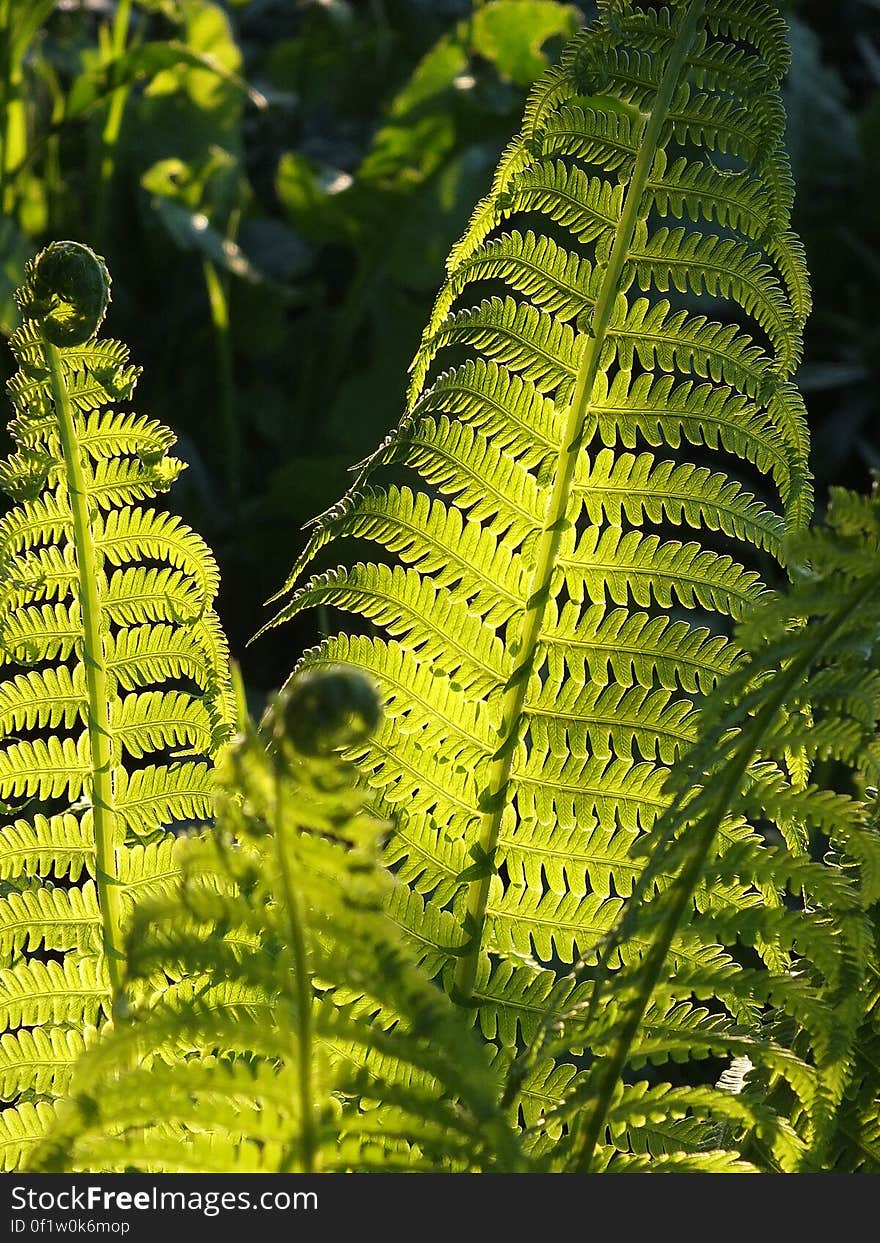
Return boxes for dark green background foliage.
[0,0,875,699]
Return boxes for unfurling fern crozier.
[0,241,233,1169]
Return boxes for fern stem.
[45,340,124,996]
[570,577,876,1173]
[452,0,706,1002]
[273,767,318,1174]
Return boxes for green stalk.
[202,256,240,500]
[2,64,25,216]
[94,0,133,242]
[452,0,706,1002]
[45,340,124,996]
[569,575,879,1172]
[273,767,318,1174]
[0,16,6,215]
[0,0,57,213]
[0,0,24,217]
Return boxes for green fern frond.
[0,955,109,1034]
[0,241,232,1169]
[0,1028,97,1101]
[265,1,812,1073]
[19,0,869,1180]
[549,483,880,1171]
[29,669,526,1175]
[0,813,93,882]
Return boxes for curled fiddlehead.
[273,666,383,758]
[16,241,111,347]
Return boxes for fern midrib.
[272,768,318,1174]
[45,340,123,995]
[452,0,707,1002]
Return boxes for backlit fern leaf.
[542,484,880,1172]
[29,671,525,1175]
[0,242,232,1169]
[265,1,811,1065]
[29,3,868,1172]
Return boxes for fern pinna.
[268,0,810,1075]
[30,669,525,1175]
[0,242,232,1169]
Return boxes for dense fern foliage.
[536,482,880,1171]
[7,2,880,1177]
[31,485,880,1171]
[267,0,812,1080]
[30,670,526,1174]
[0,243,232,1169]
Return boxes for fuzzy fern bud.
[273,667,381,757]
[16,240,111,346]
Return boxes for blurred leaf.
[142,150,257,278]
[383,32,470,120]
[0,221,33,335]
[384,140,500,289]
[360,111,458,187]
[142,148,239,214]
[237,218,312,284]
[276,0,582,259]
[65,39,266,120]
[16,174,49,236]
[133,0,247,170]
[276,152,355,243]
[147,1,244,107]
[148,196,257,278]
[360,1,581,186]
[10,0,56,63]
[470,0,582,87]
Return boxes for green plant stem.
[1,66,25,216]
[273,767,318,1174]
[0,0,26,217]
[0,0,7,206]
[201,256,240,501]
[46,340,124,997]
[569,574,879,1173]
[94,0,133,242]
[452,0,706,1003]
